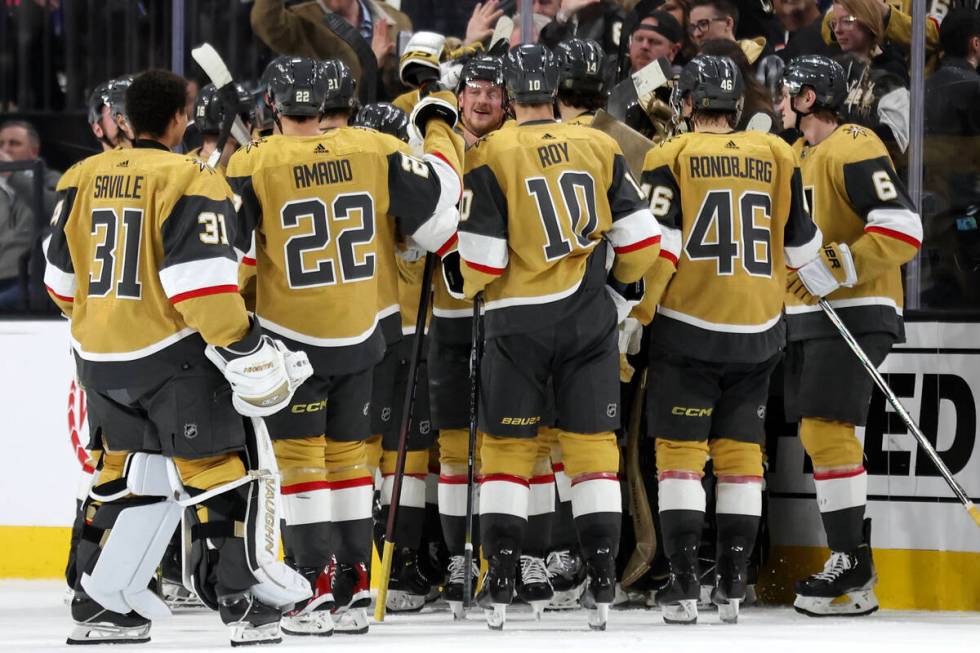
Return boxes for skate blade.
[529,600,549,620]
[67,622,150,645]
[282,611,334,637]
[449,601,467,621]
[333,608,369,634]
[588,603,609,631]
[547,584,585,611]
[662,599,698,625]
[230,622,281,647]
[794,589,879,617]
[485,604,506,630]
[386,590,427,613]
[717,598,740,624]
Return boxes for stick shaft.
[463,293,483,607]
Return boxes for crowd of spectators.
[1,0,978,313]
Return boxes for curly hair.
[126,70,188,138]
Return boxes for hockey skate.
[386,548,436,614]
[219,592,283,647]
[545,549,586,610]
[794,549,878,617]
[66,592,151,645]
[656,570,700,624]
[712,551,749,624]
[444,555,480,620]
[330,560,371,634]
[282,566,334,637]
[580,548,616,631]
[476,550,516,631]
[516,555,553,619]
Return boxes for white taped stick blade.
[632,58,672,109]
[191,43,233,88]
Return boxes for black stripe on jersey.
[784,167,819,248]
[608,154,647,221]
[842,156,915,219]
[46,186,79,273]
[640,164,682,230]
[386,151,442,231]
[227,175,260,254]
[460,164,508,239]
[160,194,239,268]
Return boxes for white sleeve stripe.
[426,153,462,214]
[866,207,922,242]
[410,205,460,254]
[660,224,682,259]
[607,209,661,249]
[784,224,823,269]
[44,263,76,298]
[459,231,508,270]
[159,257,239,299]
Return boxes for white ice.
[2,581,978,653]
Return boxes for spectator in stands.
[0,120,60,216]
[775,0,837,61]
[0,179,34,311]
[820,0,940,72]
[829,0,911,154]
[626,10,685,72]
[688,0,767,63]
[539,0,627,56]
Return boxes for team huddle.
[46,34,921,647]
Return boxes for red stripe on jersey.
[170,284,239,304]
[281,480,331,495]
[464,259,504,276]
[46,286,73,302]
[658,470,703,481]
[865,226,921,249]
[614,235,661,254]
[659,249,679,266]
[242,256,256,266]
[481,473,530,487]
[430,150,462,198]
[813,466,865,481]
[571,472,619,486]
[329,476,375,491]
[437,232,458,258]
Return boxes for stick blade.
[191,43,233,88]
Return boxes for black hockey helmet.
[782,54,847,112]
[503,44,560,104]
[353,102,410,142]
[106,75,135,123]
[87,81,112,125]
[266,56,328,117]
[456,55,505,94]
[671,55,743,119]
[193,83,255,134]
[319,59,359,112]
[556,39,606,94]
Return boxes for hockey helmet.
[503,44,560,104]
[782,55,847,112]
[353,102,410,142]
[556,39,606,94]
[87,81,113,126]
[457,55,505,94]
[319,59,359,113]
[266,56,329,117]
[193,83,254,135]
[106,75,135,123]
[671,55,743,121]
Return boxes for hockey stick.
[190,43,252,168]
[621,369,656,588]
[463,292,484,610]
[819,299,980,527]
[375,253,438,622]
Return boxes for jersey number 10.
[526,172,599,261]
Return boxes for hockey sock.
[480,436,538,562]
[525,470,556,557]
[658,471,706,572]
[274,437,331,569]
[715,476,762,566]
[326,439,374,565]
[379,449,429,551]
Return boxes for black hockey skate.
[386,548,436,614]
[516,554,553,619]
[282,566,334,637]
[712,548,749,624]
[656,553,700,626]
[476,550,516,630]
[444,554,480,620]
[545,549,586,610]
[581,547,616,631]
[219,592,283,647]
[66,592,151,645]
[794,519,878,617]
[329,560,371,634]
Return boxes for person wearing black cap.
[627,10,685,74]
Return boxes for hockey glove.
[441,250,466,300]
[399,31,445,88]
[618,317,644,356]
[205,321,312,417]
[606,276,645,324]
[410,87,459,134]
[787,242,857,305]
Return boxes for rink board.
[1,319,978,610]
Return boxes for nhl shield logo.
[757,405,766,420]
[419,420,431,435]
[606,403,618,418]
[184,423,198,440]
[381,407,392,422]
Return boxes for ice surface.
[1,581,977,652]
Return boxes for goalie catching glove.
[206,319,312,417]
[787,242,857,305]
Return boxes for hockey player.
[190,83,255,169]
[778,54,922,617]
[227,57,463,636]
[456,56,508,146]
[86,79,131,152]
[46,69,310,646]
[555,39,607,126]
[458,43,662,630]
[636,55,823,625]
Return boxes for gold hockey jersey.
[227,127,460,372]
[787,124,922,340]
[638,130,822,363]
[459,119,661,336]
[43,141,249,389]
